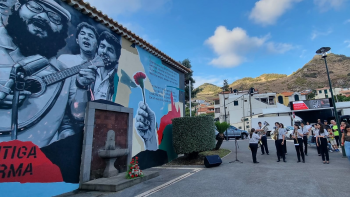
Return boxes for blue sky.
[85,0,350,88]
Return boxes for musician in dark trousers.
[316,123,329,164]
[293,124,305,163]
[300,122,309,156]
[280,123,287,155]
[274,122,286,162]
[249,128,261,163]
[256,122,269,155]
[314,124,321,156]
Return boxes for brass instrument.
[258,121,269,147]
[294,129,299,144]
[271,128,278,140]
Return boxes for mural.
[0,0,184,196]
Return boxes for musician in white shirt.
[255,122,269,155]
[316,123,330,164]
[274,122,286,162]
[249,128,261,163]
[300,122,309,156]
[292,124,305,163]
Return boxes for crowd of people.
[248,119,350,164]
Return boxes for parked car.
[215,126,249,139]
[285,126,294,139]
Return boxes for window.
[326,95,328,98]
[238,127,242,129]
[324,90,328,94]
[278,96,284,104]
[319,90,322,93]
[215,108,220,113]
[234,101,239,106]
[246,122,249,124]
[246,125,250,128]
[294,94,299,101]
[214,100,220,105]
[260,98,267,104]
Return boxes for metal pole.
[189,80,191,117]
[242,95,245,130]
[323,56,344,156]
[223,90,228,140]
[249,90,253,118]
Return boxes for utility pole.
[242,95,245,130]
[223,90,228,140]
[249,88,253,119]
[189,80,192,117]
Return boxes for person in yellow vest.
[331,120,340,148]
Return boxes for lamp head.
[316,47,331,58]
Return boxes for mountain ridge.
[194,53,350,101]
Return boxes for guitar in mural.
[0,55,106,133]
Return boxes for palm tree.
[215,121,230,150]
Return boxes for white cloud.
[344,40,350,47]
[311,29,333,40]
[84,0,171,17]
[314,0,347,12]
[299,49,307,58]
[249,0,302,26]
[266,42,294,53]
[205,26,294,67]
[205,26,269,67]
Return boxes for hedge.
[172,116,215,154]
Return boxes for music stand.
[229,137,243,163]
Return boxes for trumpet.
[293,129,298,144]
[271,128,278,140]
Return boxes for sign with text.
[290,98,333,111]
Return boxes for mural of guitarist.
[0,0,101,147]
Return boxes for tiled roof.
[62,0,191,74]
[301,92,309,95]
[280,92,294,97]
[340,90,350,94]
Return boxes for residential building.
[314,87,349,99]
[340,90,350,97]
[196,105,214,116]
[276,92,307,106]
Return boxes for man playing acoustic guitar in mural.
[0,0,103,147]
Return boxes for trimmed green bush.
[172,116,215,155]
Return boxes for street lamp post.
[316,47,344,156]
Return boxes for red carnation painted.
[133,72,146,86]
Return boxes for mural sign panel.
[0,0,184,196]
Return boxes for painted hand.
[0,90,31,107]
[135,102,157,150]
[77,65,97,87]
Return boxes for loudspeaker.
[204,155,222,168]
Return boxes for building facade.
[0,0,188,196]
[315,87,350,99]
[276,92,307,106]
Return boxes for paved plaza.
[60,139,350,197]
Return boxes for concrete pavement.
[61,139,350,197]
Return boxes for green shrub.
[172,116,215,155]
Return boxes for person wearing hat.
[0,0,102,146]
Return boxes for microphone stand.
[229,137,243,163]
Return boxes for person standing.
[280,123,287,155]
[314,124,321,156]
[341,125,350,163]
[249,128,261,164]
[331,120,340,147]
[328,128,338,152]
[292,124,305,163]
[274,122,286,162]
[300,122,309,156]
[316,123,329,164]
[256,122,269,155]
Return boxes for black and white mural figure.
[92,31,121,101]
[0,0,17,25]
[0,0,100,147]
[135,102,157,151]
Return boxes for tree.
[180,59,201,103]
[222,79,229,92]
[307,90,316,100]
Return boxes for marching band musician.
[314,124,321,156]
[300,122,309,156]
[249,128,261,164]
[280,123,287,155]
[292,124,305,163]
[316,123,330,164]
[274,122,286,162]
[256,122,269,155]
